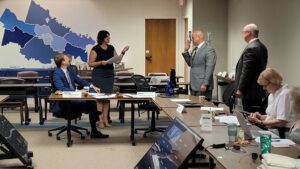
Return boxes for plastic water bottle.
[164,81,174,96]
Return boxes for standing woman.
[88,30,129,128]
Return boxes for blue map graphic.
[0,0,95,64]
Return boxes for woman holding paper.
[88,30,129,128]
[248,68,292,138]
[289,86,300,143]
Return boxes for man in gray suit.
[182,30,217,100]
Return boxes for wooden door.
[145,19,176,75]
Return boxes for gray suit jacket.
[182,42,217,91]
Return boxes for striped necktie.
[191,47,198,57]
[65,70,74,90]
[191,47,198,65]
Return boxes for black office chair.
[131,74,165,137]
[116,76,146,122]
[0,78,28,125]
[47,72,89,145]
[17,71,39,112]
[222,83,236,113]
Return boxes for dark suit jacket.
[52,67,90,117]
[53,67,89,91]
[235,39,268,100]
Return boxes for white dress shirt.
[265,84,293,127]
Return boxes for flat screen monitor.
[135,117,204,169]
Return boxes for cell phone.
[188,31,192,41]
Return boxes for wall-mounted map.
[0,0,95,65]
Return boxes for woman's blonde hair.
[290,86,300,114]
[257,68,283,86]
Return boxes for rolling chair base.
[48,125,90,147]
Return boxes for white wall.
[192,0,228,97]
[228,0,300,86]
[0,0,185,76]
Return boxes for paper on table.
[170,99,191,102]
[89,93,116,99]
[215,115,239,125]
[255,138,296,146]
[107,55,122,64]
[123,94,138,98]
[201,107,224,111]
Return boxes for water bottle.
[164,81,174,96]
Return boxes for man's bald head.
[243,23,259,37]
[192,30,205,46]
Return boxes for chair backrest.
[17,71,38,77]
[48,70,57,93]
[0,78,25,84]
[222,83,236,113]
[148,72,167,76]
[17,71,39,83]
[131,75,151,92]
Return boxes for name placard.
[62,91,82,98]
[201,113,212,131]
[176,104,185,114]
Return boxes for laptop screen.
[134,117,203,169]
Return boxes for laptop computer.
[235,111,279,140]
[134,117,204,169]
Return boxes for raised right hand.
[184,40,191,51]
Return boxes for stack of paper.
[170,99,191,102]
[257,153,298,169]
[201,107,224,111]
[215,116,239,125]
[89,93,116,99]
[255,138,296,147]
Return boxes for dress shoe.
[90,131,109,139]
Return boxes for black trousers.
[242,99,262,112]
[84,101,100,131]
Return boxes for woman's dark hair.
[97,30,110,44]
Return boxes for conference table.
[115,82,190,94]
[190,125,300,169]
[47,92,300,169]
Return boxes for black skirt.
[91,68,114,93]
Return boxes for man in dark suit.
[182,30,217,100]
[52,53,109,139]
[235,23,268,112]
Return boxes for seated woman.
[248,68,292,138]
[289,86,300,143]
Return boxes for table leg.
[130,103,136,146]
[66,102,73,147]
[37,87,44,125]
[24,96,30,125]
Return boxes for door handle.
[146,55,152,62]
